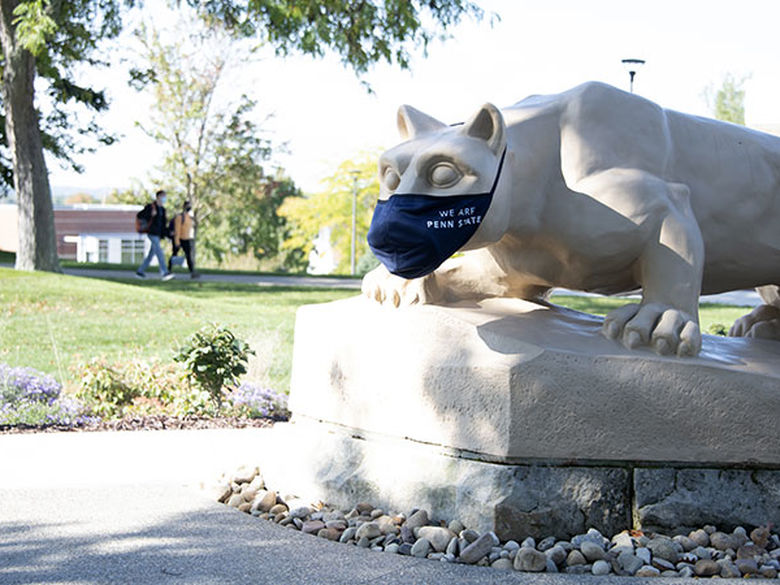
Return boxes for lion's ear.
[397,105,447,140]
[461,103,506,156]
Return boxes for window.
[121,239,145,264]
[98,239,109,263]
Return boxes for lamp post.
[349,170,360,275]
[621,58,645,93]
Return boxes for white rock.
[416,526,455,552]
[592,560,611,575]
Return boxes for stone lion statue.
[362,82,780,357]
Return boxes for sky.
[47,0,780,196]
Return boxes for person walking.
[135,190,174,280]
[168,200,199,278]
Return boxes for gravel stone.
[317,527,341,541]
[735,558,759,575]
[709,531,735,551]
[580,540,605,561]
[566,549,586,566]
[416,526,456,552]
[635,565,661,577]
[651,557,675,571]
[545,545,566,566]
[301,520,325,534]
[591,560,611,575]
[719,560,741,578]
[289,506,313,519]
[759,564,778,578]
[635,546,651,564]
[355,522,382,541]
[514,547,547,572]
[491,558,513,570]
[617,551,644,575]
[673,534,697,552]
[694,559,720,577]
[689,528,710,547]
[459,532,494,565]
[411,538,431,558]
[647,536,679,563]
[404,509,429,530]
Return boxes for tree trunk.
[0,0,61,272]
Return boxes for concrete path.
[61,266,363,290]
[5,428,774,585]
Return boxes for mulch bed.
[0,414,277,435]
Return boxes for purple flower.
[228,383,289,420]
[0,363,98,428]
[0,364,61,405]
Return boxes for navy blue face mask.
[367,149,506,279]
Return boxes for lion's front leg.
[361,263,442,307]
[362,248,540,307]
[601,183,705,357]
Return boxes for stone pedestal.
[264,296,780,539]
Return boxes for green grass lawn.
[0,267,750,394]
[0,268,355,393]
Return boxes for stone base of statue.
[260,297,780,539]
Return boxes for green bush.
[72,358,213,418]
[174,325,254,407]
[707,323,729,336]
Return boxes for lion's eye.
[428,162,462,188]
[383,167,400,191]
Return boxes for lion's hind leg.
[729,285,780,341]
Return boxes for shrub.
[72,358,212,418]
[174,325,254,407]
[0,364,95,428]
[708,323,729,336]
[228,383,289,420]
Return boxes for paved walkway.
[5,428,773,585]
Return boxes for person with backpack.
[135,190,174,280]
[167,200,199,278]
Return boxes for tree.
[704,73,749,125]
[3,0,483,272]
[1,0,127,272]
[64,191,98,205]
[193,0,485,78]
[278,150,380,274]
[129,21,300,266]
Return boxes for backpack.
[167,217,177,240]
[135,203,158,234]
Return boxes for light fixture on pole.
[349,169,360,276]
[621,58,645,93]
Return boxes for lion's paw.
[602,302,701,357]
[729,304,780,341]
[361,265,441,307]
